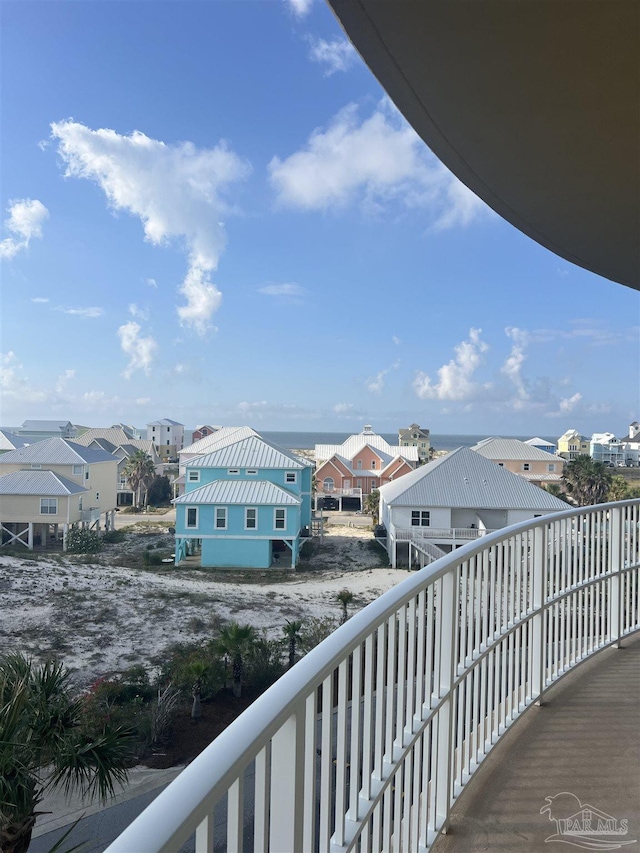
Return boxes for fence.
[106,501,640,853]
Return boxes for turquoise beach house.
[173,434,312,569]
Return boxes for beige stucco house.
[471,437,566,486]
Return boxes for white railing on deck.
[395,527,497,541]
[106,501,640,853]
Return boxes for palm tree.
[336,588,354,624]
[216,623,257,698]
[123,450,156,509]
[563,455,612,506]
[282,620,303,669]
[0,653,132,853]
[364,490,380,524]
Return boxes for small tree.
[364,490,380,524]
[123,450,156,509]
[282,619,303,669]
[66,527,102,554]
[217,623,257,698]
[563,455,611,506]
[336,588,354,624]
[0,654,132,853]
[146,475,172,507]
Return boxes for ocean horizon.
[260,431,558,453]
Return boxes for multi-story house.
[173,434,312,569]
[471,437,565,486]
[557,429,590,460]
[191,425,221,442]
[378,447,569,567]
[398,423,431,462]
[0,438,118,550]
[315,425,418,509]
[14,420,79,442]
[590,432,626,466]
[146,419,185,462]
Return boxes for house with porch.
[378,447,569,567]
[146,418,185,461]
[471,437,565,486]
[315,425,417,509]
[398,423,431,462]
[173,434,313,569]
[0,438,118,549]
[557,429,590,460]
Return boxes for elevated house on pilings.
[0,437,117,550]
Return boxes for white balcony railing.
[106,501,640,853]
[80,508,101,524]
[395,526,497,542]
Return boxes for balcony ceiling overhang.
[328,0,640,290]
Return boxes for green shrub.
[102,529,125,544]
[298,616,339,653]
[142,550,163,565]
[154,640,225,700]
[66,528,102,554]
[245,637,285,690]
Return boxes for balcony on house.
[105,500,640,853]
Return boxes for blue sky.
[1,0,638,437]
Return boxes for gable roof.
[0,470,87,496]
[74,427,139,447]
[0,438,115,466]
[186,435,310,470]
[21,420,74,432]
[525,437,555,447]
[471,437,565,463]
[316,427,418,464]
[0,430,30,452]
[378,447,568,510]
[181,426,260,456]
[174,479,301,506]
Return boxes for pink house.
[315,425,417,509]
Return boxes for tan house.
[0,438,118,549]
[471,437,565,486]
[557,429,590,461]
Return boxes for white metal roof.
[471,437,565,463]
[0,470,87,496]
[186,435,310,470]
[316,434,418,464]
[0,437,116,466]
[181,426,260,456]
[0,430,30,452]
[74,427,139,447]
[378,447,568,511]
[525,437,555,447]
[174,479,301,506]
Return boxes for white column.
[28,523,33,550]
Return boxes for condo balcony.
[105,500,640,852]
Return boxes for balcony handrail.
[106,500,640,853]
[395,526,498,540]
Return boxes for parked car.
[320,496,339,510]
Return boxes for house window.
[72,464,83,475]
[215,507,227,529]
[411,510,430,527]
[285,472,297,484]
[152,426,156,432]
[166,440,170,445]
[357,479,362,488]
[228,469,239,475]
[95,492,100,501]
[40,498,57,515]
[79,497,83,511]
[188,470,200,482]
[323,477,334,491]
[372,479,377,488]
[498,462,504,466]
[371,460,376,469]
[186,507,198,528]
[274,508,286,530]
[523,463,530,471]
[31,464,42,469]
[246,469,258,475]
[245,508,257,529]
[85,471,89,480]
[548,463,556,472]
[357,459,363,469]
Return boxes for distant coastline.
[261,431,558,453]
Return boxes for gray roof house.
[0,438,118,547]
[0,430,30,454]
[378,447,568,567]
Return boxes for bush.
[102,529,125,544]
[298,616,339,653]
[245,637,285,690]
[147,475,172,507]
[66,528,102,554]
[155,640,225,701]
[143,550,163,565]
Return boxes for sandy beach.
[0,519,412,684]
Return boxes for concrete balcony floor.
[433,633,640,852]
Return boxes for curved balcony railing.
[106,501,640,853]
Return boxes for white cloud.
[285,0,313,17]
[333,403,354,413]
[50,120,251,334]
[146,277,158,288]
[414,328,489,400]
[307,37,357,76]
[559,392,582,413]
[128,303,149,320]
[31,297,50,303]
[258,282,305,299]
[58,306,104,318]
[269,102,486,228]
[392,335,402,346]
[55,369,76,394]
[0,198,49,260]
[366,360,401,395]
[501,326,529,404]
[117,321,157,378]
